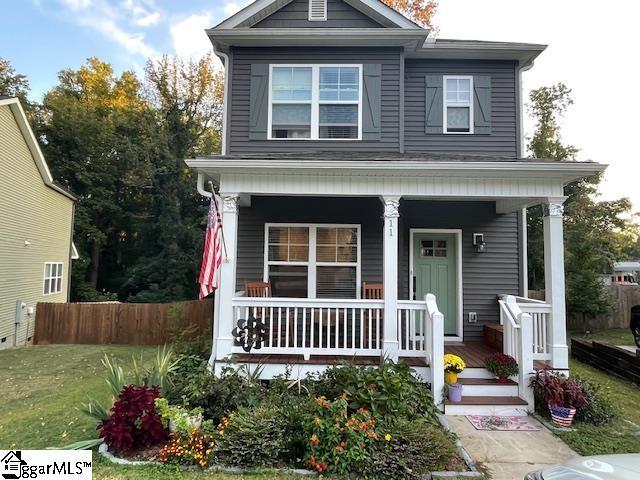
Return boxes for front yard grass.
[570,328,636,346]
[0,345,297,480]
[553,358,640,455]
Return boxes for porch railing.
[397,300,428,356]
[498,295,534,408]
[231,297,385,358]
[499,295,552,361]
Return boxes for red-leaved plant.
[98,385,167,453]
[529,369,588,409]
[484,352,518,380]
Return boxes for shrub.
[484,352,518,378]
[572,374,616,426]
[530,369,588,410]
[159,430,215,469]
[215,404,286,467]
[166,359,264,424]
[314,360,436,417]
[98,385,166,454]
[305,396,378,476]
[366,416,459,479]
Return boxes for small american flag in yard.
[198,194,223,299]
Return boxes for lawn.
[570,328,636,346]
[553,358,640,455]
[0,345,298,480]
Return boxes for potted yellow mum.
[443,354,465,384]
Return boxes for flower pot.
[448,383,463,402]
[445,371,458,384]
[549,406,576,428]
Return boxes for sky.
[2,0,639,211]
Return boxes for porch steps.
[455,378,519,397]
[444,395,529,416]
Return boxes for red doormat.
[466,415,540,431]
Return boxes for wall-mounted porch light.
[473,233,486,253]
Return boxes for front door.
[412,232,458,336]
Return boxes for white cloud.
[50,0,159,58]
[170,12,214,59]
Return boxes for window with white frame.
[43,262,63,295]
[444,76,473,133]
[265,224,360,298]
[269,65,361,140]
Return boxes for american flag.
[550,406,576,428]
[198,194,223,299]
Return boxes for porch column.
[382,196,400,360]
[215,193,240,361]
[543,198,569,370]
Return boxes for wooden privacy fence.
[33,299,213,345]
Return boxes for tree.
[526,83,636,315]
[38,58,157,300]
[381,0,437,27]
[0,57,35,117]
[122,55,223,302]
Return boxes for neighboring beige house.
[0,96,76,349]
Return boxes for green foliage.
[367,416,459,479]
[215,405,286,468]
[571,373,616,426]
[0,57,31,109]
[304,396,378,476]
[154,398,214,438]
[314,360,437,417]
[131,345,181,393]
[526,83,636,316]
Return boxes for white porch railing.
[231,297,385,358]
[499,295,552,362]
[397,300,428,356]
[498,295,534,408]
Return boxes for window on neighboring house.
[269,65,361,140]
[265,224,360,298]
[44,262,63,295]
[444,76,473,134]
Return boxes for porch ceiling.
[186,156,605,213]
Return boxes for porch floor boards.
[232,353,428,367]
[444,341,550,369]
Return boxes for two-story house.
[186,0,606,414]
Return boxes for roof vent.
[309,0,327,21]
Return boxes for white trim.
[267,64,362,141]
[409,229,463,341]
[443,75,474,135]
[520,208,528,297]
[308,0,327,21]
[263,223,362,299]
[0,98,75,201]
[43,261,64,295]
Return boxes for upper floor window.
[269,65,362,141]
[43,262,63,295]
[444,76,473,134]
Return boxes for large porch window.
[264,223,361,298]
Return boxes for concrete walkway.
[446,415,578,480]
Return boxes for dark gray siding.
[404,59,518,157]
[236,196,383,292]
[399,200,520,341]
[236,196,520,341]
[253,0,383,28]
[228,47,402,154]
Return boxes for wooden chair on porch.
[362,283,383,349]
[244,280,295,347]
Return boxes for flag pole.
[208,181,229,260]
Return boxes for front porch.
[185,156,604,411]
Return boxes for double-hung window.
[265,224,360,298]
[43,262,63,295]
[269,65,362,140]
[444,76,473,134]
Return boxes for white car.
[525,455,640,480]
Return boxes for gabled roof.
[0,97,76,201]
[213,0,422,30]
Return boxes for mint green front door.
[412,232,458,335]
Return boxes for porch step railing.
[499,295,552,361]
[498,295,534,408]
[397,300,429,356]
[231,297,385,358]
